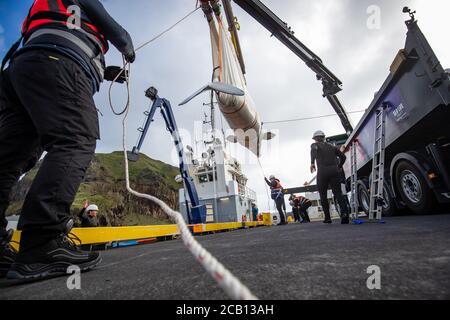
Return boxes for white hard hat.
[86,204,99,212]
[313,130,326,139]
[269,175,276,180]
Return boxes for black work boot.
[7,220,101,280]
[323,212,332,224]
[0,229,18,278]
[304,214,311,223]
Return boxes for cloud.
[93,0,449,211]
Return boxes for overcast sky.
[1,0,449,211]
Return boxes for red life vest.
[271,179,282,190]
[294,196,311,207]
[21,0,109,54]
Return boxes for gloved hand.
[124,50,136,63]
[104,66,128,83]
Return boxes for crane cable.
[255,123,273,214]
[257,157,272,214]
[262,109,366,125]
[108,7,258,300]
[109,5,202,115]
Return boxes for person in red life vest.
[265,175,287,225]
[0,0,135,280]
[289,194,312,223]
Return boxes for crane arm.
[229,0,354,133]
[128,87,207,224]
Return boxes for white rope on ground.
[119,61,257,300]
[107,7,258,300]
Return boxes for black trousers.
[317,165,349,221]
[300,206,311,222]
[293,206,311,222]
[274,196,286,224]
[0,50,98,249]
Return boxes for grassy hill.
[7,151,181,226]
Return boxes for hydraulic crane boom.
[228,0,354,134]
[128,87,207,224]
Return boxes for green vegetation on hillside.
[7,152,181,226]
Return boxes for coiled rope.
[108,6,258,300]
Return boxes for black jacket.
[311,142,346,169]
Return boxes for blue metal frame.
[129,90,207,224]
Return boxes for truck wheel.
[357,180,370,215]
[395,161,436,214]
[357,178,395,217]
[381,182,396,217]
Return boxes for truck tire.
[357,179,370,216]
[395,161,436,214]
[380,181,396,217]
[358,178,396,217]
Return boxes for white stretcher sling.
[207,16,262,157]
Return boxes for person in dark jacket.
[289,194,312,223]
[79,200,99,228]
[310,131,350,224]
[0,0,135,280]
[265,175,287,225]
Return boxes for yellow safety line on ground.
[10,221,266,251]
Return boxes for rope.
[262,109,366,125]
[108,57,131,116]
[108,6,202,116]
[105,6,258,300]
[217,17,224,81]
[257,157,272,214]
[117,60,257,300]
[135,6,201,52]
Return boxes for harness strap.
[25,28,104,78]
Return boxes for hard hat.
[269,175,276,180]
[313,130,326,139]
[86,204,99,212]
